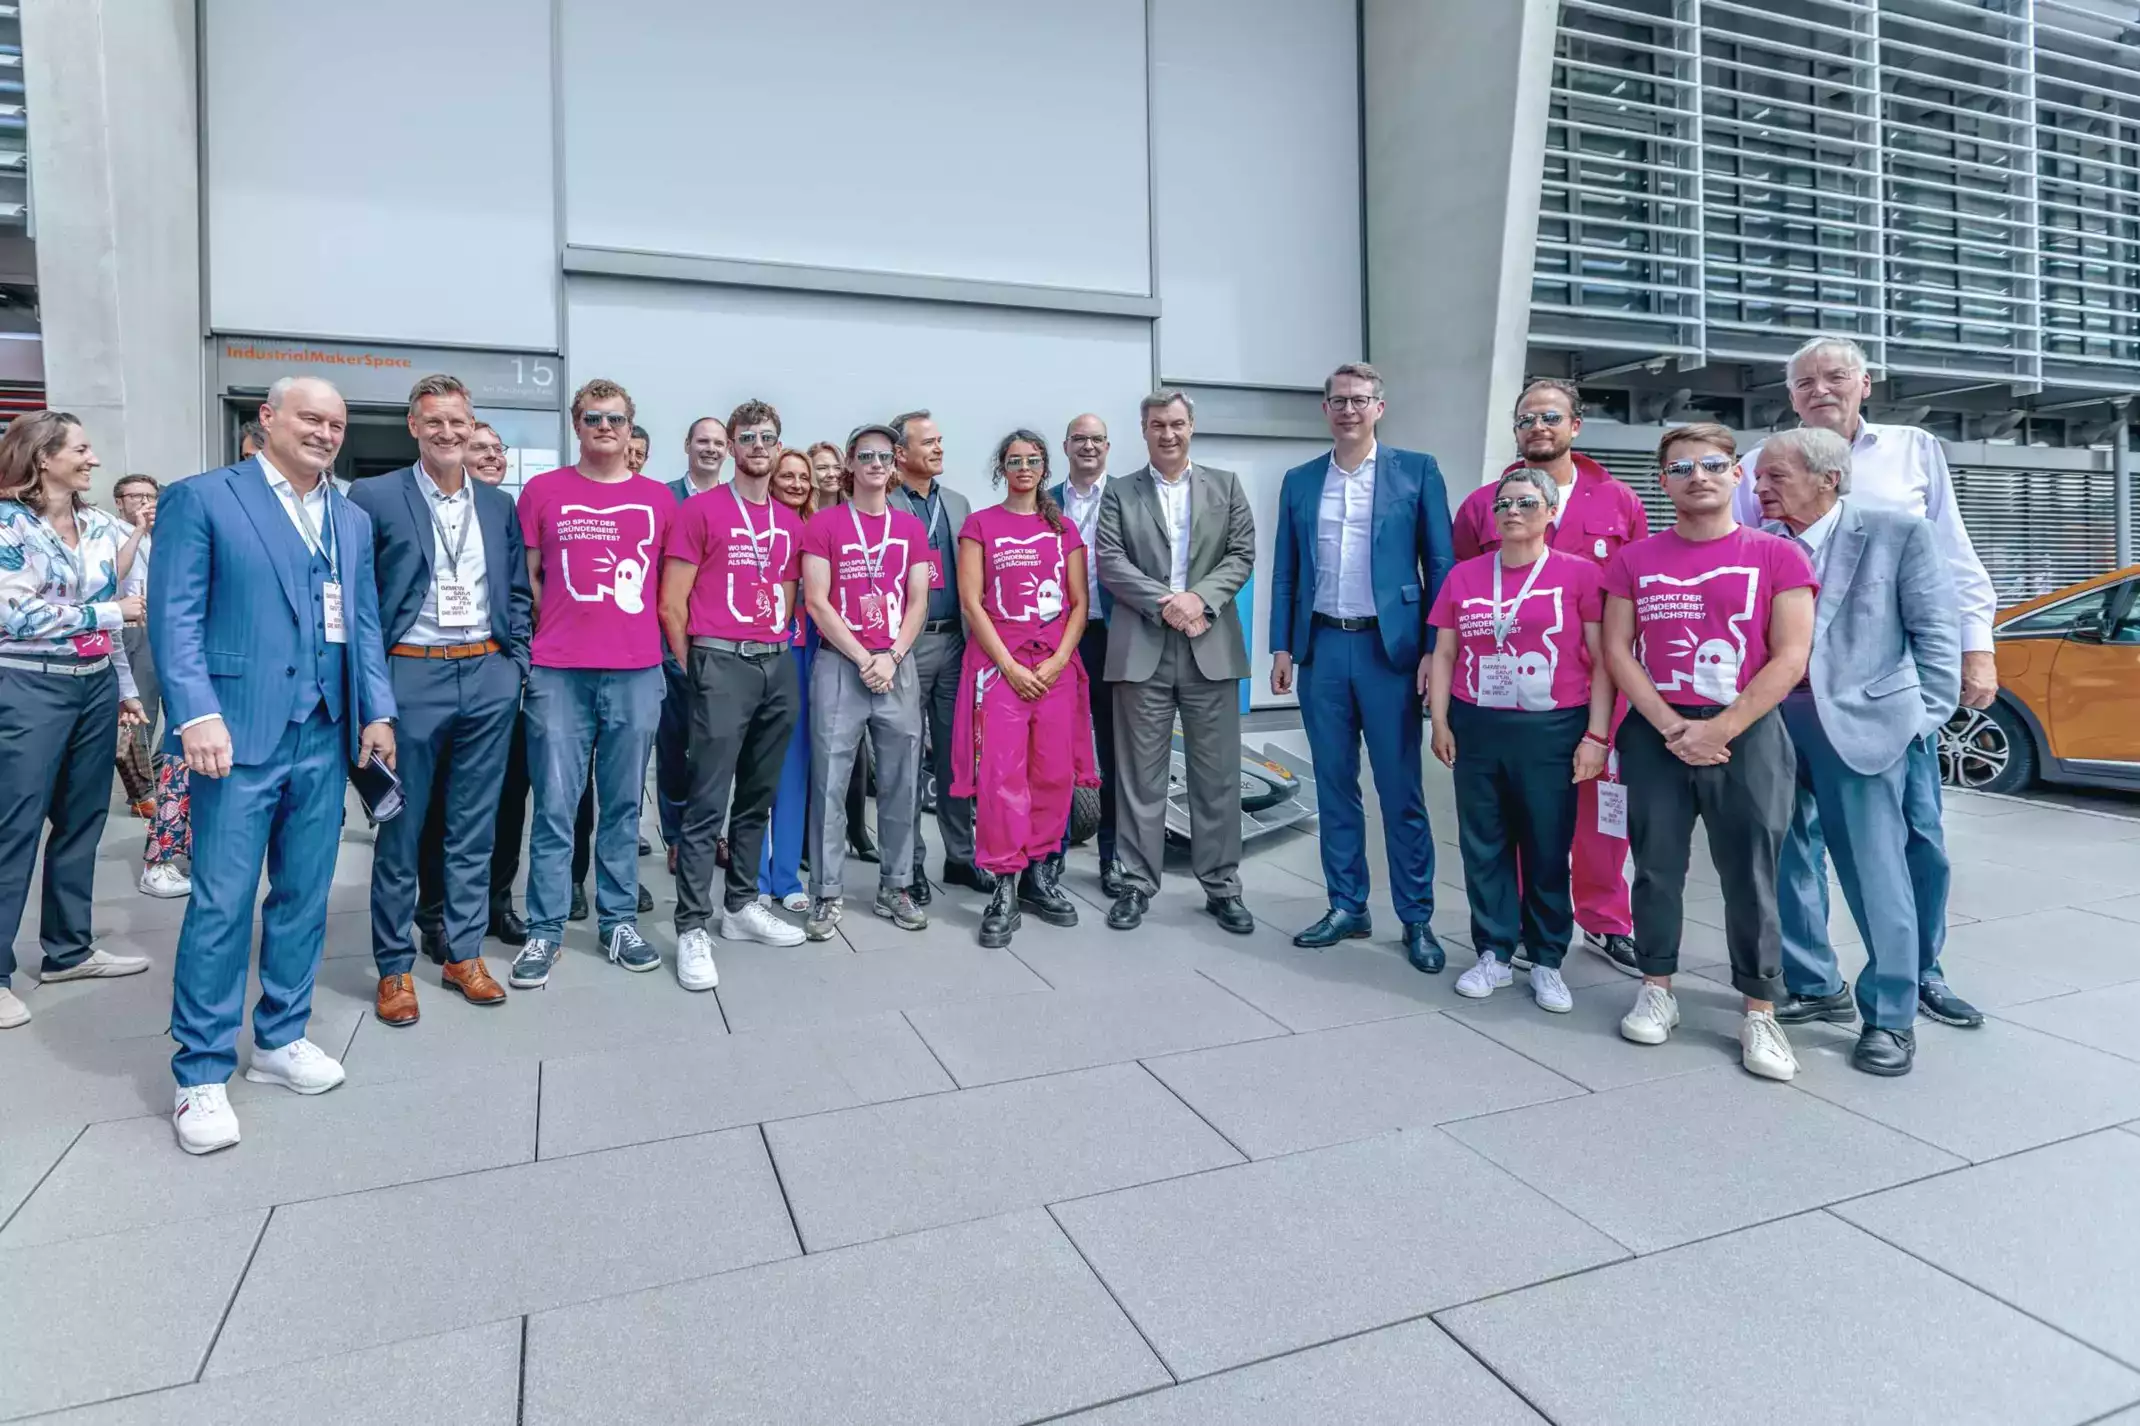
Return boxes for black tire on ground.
[1939,698,2037,795]
[1066,785,1102,846]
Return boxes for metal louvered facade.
[0,5,21,228]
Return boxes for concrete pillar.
[1362,0,1556,491]
[21,0,203,498]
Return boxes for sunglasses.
[1492,494,1547,514]
[1003,456,1047,472]
[733,431,780,447]
[579,412,631,430]
[1663,454,1736,479]
[851,450,897,468]
[1515,411,1569,430]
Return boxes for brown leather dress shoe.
[442,957,508,1006]
[375,972,420,1026]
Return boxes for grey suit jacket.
[888,478,972,626]
[1096,462,1255,684]
[1779,501,1961,776]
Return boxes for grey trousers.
[808,650,922,900]
[909,627,975,876]
[1113,629,1242,899]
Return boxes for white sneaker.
[1620,984,1681,1045]
[782,891,810,913]
[1741,1009,1799,1082]
[675,927,719,992]
[0,987,28,1029]
[1530,965,1573,1014]
[173,1083,241,1154]
[243,1037,346,1095]
[38,947,152,982]
[721,899,805,947]
[1455,951,1513,999]
[139,863,192,899]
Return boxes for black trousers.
[419,701,532,934]
[1065,618,1118,861]
[1617,705,1794,1002]
[1449,701,1584,968]
[677,645,800,927]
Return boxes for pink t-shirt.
[801,503,931,652]
[1428,551,1603,711]
[519,467,678,670]
[1601,525,1818,708]
[665,487,803,643]
[958,504,1084,629]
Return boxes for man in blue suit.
[349,375,531,1029]
[1269,362,1454,971]
[152,376,397,1155]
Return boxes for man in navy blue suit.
[151,376,397,1155]
[1269,362,1455,972]
[349,375,532,1029]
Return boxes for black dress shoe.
[489,908,529,947]
[1107,889,1149,931]
[1100,858,1127,899]
[906,875,933,907]
[1017,863,1080,928]
[568,885,590,922]
[1293,908,1372,949]
[941,860,997,894]
[1918,976,1983,1028]
[636,884,654,915]
[1853,1026,1916,1076]
[849,829,880,864]
[1775,986,1858,1026]
[1204,896,1254,935]
[1404,922,1446,974]
[978,878,1021,949]
[639,836,652,857]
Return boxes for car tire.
[1940,699,2037,795]
[1067,786,1101,846]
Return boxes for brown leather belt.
[389,639,501,660]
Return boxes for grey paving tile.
[1444,1066,1961,1254]
[712,942,1048,1034]
[1145,1011,1584,1159]
[766,1062,1240,1251]
[0,1211,266,1422]
[1932,907,2140,994]
[1445,969,1749,1091]
[1791,1017,2140,1163]
[1438,1212,2140,1426]
[537,1011,951,1158]
[1192,939,1459,1032]
[207,1127,796,1376]
[0,1121,83,1226]
[2089,892,2140,927]
[1052,1130,1626,1379]
[1948,872,2136,927]
[1921,947,2092,1011]
[904,975,1288,1087]
[1001,926,1215,993]
[1058,1317,1544,1424]
[18,1319,520,1425]
[1994,981,2140,1064]
[2,1064,537,1248]
[523,1209,1166,1425]
[2093,1406,2140,1425]
[1834,1130,2140,1369]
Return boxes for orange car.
[1941,564,2140,795]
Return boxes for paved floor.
[6,744,2140,1424]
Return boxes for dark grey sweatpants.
[676,645,799,929]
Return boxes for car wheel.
[1067,786,1101,846]
[1939,700,2037,795]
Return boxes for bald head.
[1063,413,1109,485]
[259,376,348,483]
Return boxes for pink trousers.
[970,667,1082,876]
[1572,700,1632,937]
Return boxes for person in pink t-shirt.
[950,431,1100,949]
[657,399,809,990]
[509,377,677,989]
[1427,467,1612,1014]
[1601,423,1817,1084]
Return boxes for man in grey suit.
[1096,390,1257,935]
[1753,426,1962,1077]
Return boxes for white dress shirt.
[403,463,493,645]
[1739,421,1995,652]
[258,452,335,564]
[1153,465,1193,593]
[1061,474,1109,613]
[1787,499,1844,583]
[121,531,151,599]
[1314,443,1378,618]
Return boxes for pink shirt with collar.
[1452,452,1649,567]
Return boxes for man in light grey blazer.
[1095,390,1257,935]
[1754,426,1962,1078]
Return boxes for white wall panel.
[560,0,1151,297]
[203,0,557,351]
[564,277,1153,509]
[1152,0,1362,389]
[1185,434,1330,708]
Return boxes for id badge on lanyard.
[428,492,482,629]
[1476,550,1547,709]
[292,487,347,644]
[922,494,948,589]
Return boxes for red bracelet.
[1581,731,1610,748]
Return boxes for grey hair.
[265,375,341,410]
[1760,425,1854,495]
[890,410,931,448]
[1140,389,1195,421]
[1495,467,1562,510]
[1786,335,1870,381]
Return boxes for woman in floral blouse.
[0,411,153,1029]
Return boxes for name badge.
[323,581,348,644]
[1597,780,1629,840]
[1476,653,1519,709]
[71,630,113,659]
[436,577,481,629]
[925,551,945,589]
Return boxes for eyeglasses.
[1514,411,1569,430]
[1003,456,1046,472]
[1663,454,1736,479]
[851,450,897,468]
[579,412,631,430]
[1324,395,1377,412]
[1067,435,1107,448]
[117,491,158,503]
[1491,495,1547,514]
[733,431,780,447]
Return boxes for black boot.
[1018,862,1080,928]
[979,877,1021,949]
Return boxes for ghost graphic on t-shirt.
[1513,650,1555,712]
[610,555,647,615]
[1690,638,1740,705]
[1034,578,1064,622]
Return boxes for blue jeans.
[759,641,813,900]
[524,665,663,943]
